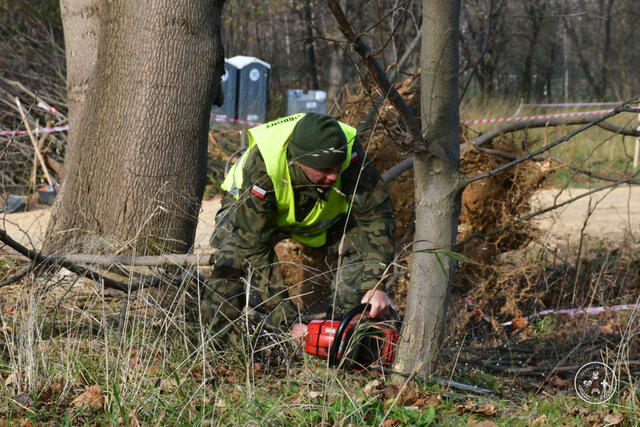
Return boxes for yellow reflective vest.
[221,113,357,247]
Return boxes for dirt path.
[1,197,221,252]
[1,187,638,253]
[531,185,640,243]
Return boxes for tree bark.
[302,0,320,90]
[393,0,463,376]
[45,0,226,255]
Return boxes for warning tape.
[0,125,69,137]
[466,296,640,327]
[0,109,617,136]
[461,109,613,126]
[211,114,261,127]
[0,114,261,137]
[521,102,622,108]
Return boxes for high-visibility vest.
[221,113,357,247]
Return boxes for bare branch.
[468,107,628,184]
[326,0,429,156]
[0,228,198,292]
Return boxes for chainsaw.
[304,304,400,368]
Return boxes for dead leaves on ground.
[70,384,104,410]
[455,398,497,417]
[361,378,442,408]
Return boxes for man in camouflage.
[202,112,395,340]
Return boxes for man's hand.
[291,323,308,345]
[361,289,391,318]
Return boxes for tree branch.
[0,228,197,292]
[467,113,640,149]
[468,106,629,184]
[326,0,429,156]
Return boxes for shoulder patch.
[250,185,267,199]
[350,151,361,164]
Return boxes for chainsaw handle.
[328,304,368,366]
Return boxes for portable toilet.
[285,89,327,115]
[228,55,270,124]
[210,59,239,127]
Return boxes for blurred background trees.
[3,0,639,124]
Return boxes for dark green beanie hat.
[290,113,347,168]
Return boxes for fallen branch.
[0,228,198,292]
[468,105,632,184]
[467,112,640,149]
[62,252,213,267]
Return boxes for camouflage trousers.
[198,209,374,338]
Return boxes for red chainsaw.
[304,304,400,368]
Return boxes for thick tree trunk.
[45,0,226,255]
[393,0,462,376]
[59,0,100,148]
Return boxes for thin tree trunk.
[303,0,320,89]
[393,0,463,376]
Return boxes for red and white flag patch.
[350,151,360,164]
[250,185,267,199]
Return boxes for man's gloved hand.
[361,289,391,318]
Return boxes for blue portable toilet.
[285,90,327,115]
[228,55,270,124]
[210,59,239,127]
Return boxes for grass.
[0,255,638,426]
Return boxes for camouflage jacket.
[210,138,396,319]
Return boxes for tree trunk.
[302,0,320,90]
[45,0,226,255]
[393,0,463,376]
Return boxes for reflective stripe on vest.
[221,113,357,247]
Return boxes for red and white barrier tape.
[466,296,640,327]
[461,109,613,126]
[0,124,69,137]
[211,114,261,127]
[0,114,261,137]
[0,109,618,136]
[521,102,622,108]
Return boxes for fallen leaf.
[512,316,528,329]
[4,373,17,387]
[604,412,624,425]
[601,323,614,334]
[472,421,497,427]
[1,305,14,315]
[309,391,323,399]
[476,403,497,416]
[252,362,263,376]
[381,419,400,427]
[530,414,547,426]
[363,379,383,396]
[70,385,104,410]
